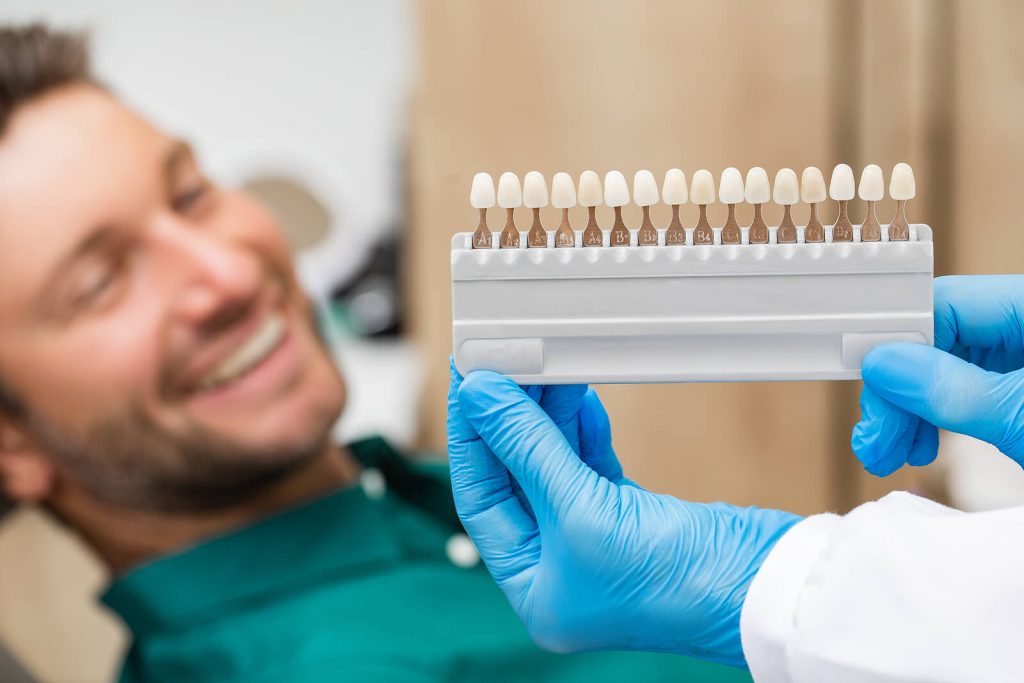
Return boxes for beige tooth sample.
[801,166,827,243]
[888,162,915,241]
[633,170,660,246]
[690,169,716,244]
[604,170,631,247]
[551,172,577,247]
[858,164,884,242]
[719,167,744,244]
[662,168,688,245]
[497,172,522,248]
[578,170,604,247]
[829,164,856,242]
[470,172,495,249]
[523,171,549,248]
[773,168,799,243]
[745,167,771,244]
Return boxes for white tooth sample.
[719,167,744,204]
[604,170,629,207]
[632,170,659,206]
[551,172,576,209]
[858,164,884,201]
[497,172,522,208]
[470,172,495,208]
[577,170,603,207]
[773,168,799,205]
[801,166,827,203]
[829,163,855,200]
[690,169,716,204]
[890,162,916,200]
[744,167,771,204]
[522,171,548,208]
[662,168,688,204]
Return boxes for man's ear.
[0,421,54,502]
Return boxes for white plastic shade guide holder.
[451,225,934,384]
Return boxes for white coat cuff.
[739,512,841,683]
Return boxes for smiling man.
[0,25,748,683]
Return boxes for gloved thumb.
[862,342,1024,462]
[458,371,607,517]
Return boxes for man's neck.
[51,442,359,574]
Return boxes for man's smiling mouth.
[195,312,286,394]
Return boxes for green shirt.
[102,437,751,683]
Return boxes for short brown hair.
[0,23,92,136]
[0,24,91,415]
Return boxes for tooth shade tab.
[773,168,799,205]
[551,172,577,209]
[858,164,884,201]
[662,169,688,204]
[523,171,549,208]
[690,169,716,204]
[829,164,855,200]
[497,172,522,208]
[890,163,916,200]
[719,167,744,204]
[633,170,659,206]
[578,170,603,207]
[744,167,770,204]
[801,166,827,203]
[470,172,496,209]
[604,170,630,207]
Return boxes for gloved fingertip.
[458,371,527,418]
[449,355,464,382]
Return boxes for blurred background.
[0,1,1023,681]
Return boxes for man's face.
[0,85,346,510]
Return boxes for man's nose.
[152,214,265,329]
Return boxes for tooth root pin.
[801,166,827,243]
[662,169,688,245]
[745,167,771,244]
[888,162,915,241]
[858,164,884,242]
[604,171,631,247]
[551,172,577,247]
[773,168,799,243]
[633,170,660,246]
[690,170,716,244]
[578,170,603,247]
[719,168,744,245]
[830,164,855,242]
[523,171,549,248]
[469,172,495,248]
[497,172,522,248]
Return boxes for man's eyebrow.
[35,225,120,316]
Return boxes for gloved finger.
[539,384,589,454]
[851,384,919,476]
[577,388,632,485]
[458,371,607,517]
[862,343,1024,461]
[933,276,1024,371]
[907,419,939,467]
[447,361,540,588]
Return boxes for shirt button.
[446,533,480,568]
[359,467,387,500]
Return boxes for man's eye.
[172,184,208,213]
[73,257,126,309]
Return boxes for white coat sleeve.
[739,491,1024,683]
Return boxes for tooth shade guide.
[555,208,574,247]
[583,206,602,247]
[748,204,769,244]
[693,204,714,245]
[833,200,854,242]
[637,206,658,246]
[500,208,519,248]
[804,203,824,243]
[665,204,686,245]
[861,201,881,241]
[610,206,630,247]
[777,205,797,243]
[527,207,547,248]
[472,208,492,249]
[721,203,741,244]
[889,200,910,241]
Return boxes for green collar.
[101,437,451,638]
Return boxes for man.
[0,25,745,683]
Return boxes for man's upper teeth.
[199,314,285,390]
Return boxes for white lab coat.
[739,491,1022,682]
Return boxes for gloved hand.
[447,363,801,667]
[852,275,1024,476]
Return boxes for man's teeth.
[198,314,285,392]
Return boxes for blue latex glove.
[852,275,1024,476]
[447,363,801,667]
